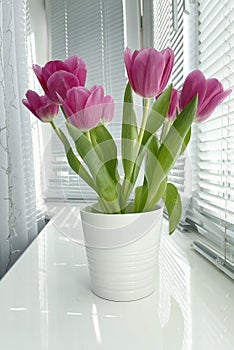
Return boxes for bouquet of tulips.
[23,48,231,234]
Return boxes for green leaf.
[148,177,168,211]
[145,95,197,209]
[122,82,138,180]
[142,85,172,146]
[157,95,197,173]
[66,122,119,210]
[130,134,154,183]
[164,183,182,235]
[121,132,155,205]
[90,124,120,184]
[134,181,148,213]
[180,127,191,156]
[58,129,96,191]
[142,134,161,204]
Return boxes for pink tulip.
[157,88,180,121]
[22,90,59,122]
[180,70,232,122]
[102,95,114,124]
[124,47,174,98]
[167,88,181,120]
[33,55,87,104]
[62,85,105,131]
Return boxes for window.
[150,0,234,276]
[187,0,234,276]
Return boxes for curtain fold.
[0,0,37,277]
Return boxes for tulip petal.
[33,64,48,93]
[83,86,104,130]
[167,88,180,120]
[65,55,85,71]
[38,102,59,122]
[90,84,99,92]
[102,95,115,123]
[22,98,38,117]
[47,71,80,103]
[180,70,207,110]
[64,86,90,116]
[160,48,174,91]
[124,48,135,92]
[86,85,104,109]
[65,55,81,70]
[197,89,232,121]
[65,55,87,86]
[64,87,90,128]
[42,60,69,81]
[198,78,222,113]
[75,67,87,86]
[25,90,43,110]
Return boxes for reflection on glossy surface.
[159,233,192,350]
[0,207,233,349]
[92,304,102,344]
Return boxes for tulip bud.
[22,90,59,122]
[62,85,105,131]
[124,47,174,98]
[180,70,232,122]
[33,55,87,104]
[157,88,180,121]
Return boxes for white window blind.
[187,0,234,271]
[46,0,126,201]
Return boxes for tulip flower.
[22,90,59,122]
[180,70,232,122]
[33,55,87,104]
[157,88,180,121]
[61,85,105,131]
[167,88,181,120]
[124,47,174,98]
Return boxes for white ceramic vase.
[80,205,163,302]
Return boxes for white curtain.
[0,0,38,277]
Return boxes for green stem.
[160,119,171,144]
[121,98,150,206]
[50,120,62,139]
[50,120,97,192]
[85,130,92,143]
[60,105,67,119]
[138,98,150,145]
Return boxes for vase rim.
[81,203,163,217]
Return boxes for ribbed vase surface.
[80,206,163,301]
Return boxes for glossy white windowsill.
[0,206,233,350]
